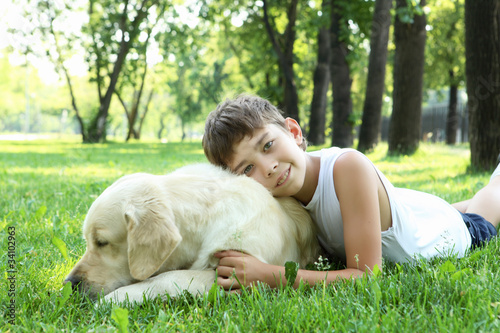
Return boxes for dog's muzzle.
[64,275,84,293]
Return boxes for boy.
[202,94,500,290]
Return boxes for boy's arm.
[215,251,366,290]
[333,151,384,275]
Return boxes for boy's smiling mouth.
[276,167,291,187]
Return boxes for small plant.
[284,261,299,287]
[313,255,332,271]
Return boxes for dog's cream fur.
[65,164,320,303]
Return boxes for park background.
[1,0,499,170]
[1,0,500,331]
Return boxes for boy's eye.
[264,141,273,151]
[243,165,253,175]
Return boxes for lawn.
[1,139,499,332]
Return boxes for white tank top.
[305,147,472,263]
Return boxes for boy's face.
[227,119,307,198]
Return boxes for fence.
[380,102,468,143]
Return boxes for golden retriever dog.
[65,164,320,304]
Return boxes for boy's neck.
[293,154,320,205]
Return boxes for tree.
[115,65,155,141]
[330,0,354,148]
[159,16,226,141]
[357,0,392,153]
[0,54,29,132]
[200,0,280,107]
[85,0,161,142]
[113,3,166,141]
[19,0,163,142]
[388,0,427,155]
[203,0,323,124]
[465,0,500,171]
[308,0,331,146]
[425,0,465,145]
[262,0,300,122]
[14,0,88,140]
[43,0,88,140]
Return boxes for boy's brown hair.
[203,95,306,168]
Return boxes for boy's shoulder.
[307,146,346,159]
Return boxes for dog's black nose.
[64,276,82,292]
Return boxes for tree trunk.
[262,0,300,123]
[87,36,131,143]
[445,73,459,145]
[127,100,139,141]
[61,64,86,142]
[308,0,331,146]
[85,0,151,143]
[357,0,393,153]
[136,89,154,140]
[158,113,166,140]
[181,119,186,142]
[388,0,427,155]
[115,91,132,140]
[46,1,87,142]
[127,42,149,141]
[465,0,500,171]
[330,0,353,148]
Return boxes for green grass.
[1,140,499,332]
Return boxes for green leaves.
[51,236,68,261]
[284,261,299,288]
[207,280,219,306]
[111,307,130,333]
[438,259,471,282]
[372,264,382,278]
[56,282,72,312]
[34,205,47,221]
[396,0,425,24]
[439,260,456,274]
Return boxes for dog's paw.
[95,287,149,307]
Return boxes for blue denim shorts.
[460,212,498,249]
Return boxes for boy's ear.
[285,118,303,145]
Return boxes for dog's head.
[64,174,182,300]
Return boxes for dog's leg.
[99,270,216,305]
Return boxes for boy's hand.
[215,250,274,291]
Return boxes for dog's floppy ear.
[125,200,182,280]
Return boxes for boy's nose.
[266,162,278,177]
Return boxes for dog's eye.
[96,240,109,247]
